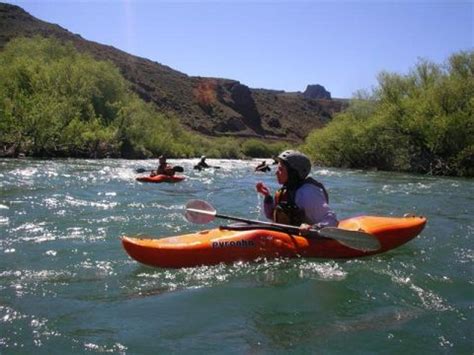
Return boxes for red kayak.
[122,215,427,268]
[136,174,185,183]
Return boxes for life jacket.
[157,164,175,176]
[273,177,329,226]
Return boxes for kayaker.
[255,160,271,172]
[194,156,210,170]
[151,155,175,177]
[256,150,338,230]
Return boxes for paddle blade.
[318,227,381,252]
[185,200,216,224]
[135,168,147,173]
[173,166,184,173]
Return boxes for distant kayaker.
[194,156,210,170]
[255,160,271,172]
[151,155,175,177]
[256,150,338,230]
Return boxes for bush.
[0,37,300,160]
[241,139,288,158]
[303,51,474,177]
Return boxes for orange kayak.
[136,174,185,183]
[122,215,426,268]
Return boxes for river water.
[0,158,472,353]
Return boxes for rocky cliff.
[0,3,347,142]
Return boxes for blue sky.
[5,0,473,98]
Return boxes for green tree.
[303,51,473,177]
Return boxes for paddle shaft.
[186,208,320,237]
[186,206,381,251]
[136,166,184,173]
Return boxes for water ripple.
[0,158,472,352]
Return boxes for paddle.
[184,199,381,252]
[136,166,184,174]
[255,166,271,172]
[193,165,221,170]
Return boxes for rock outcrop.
[303,84,331,100]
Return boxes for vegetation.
[0,37,283,159]
[302,51,473,177]
[241,139,288,158]
[2,37,471,177]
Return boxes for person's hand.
[299,223,312,231]
[256,182,270,196]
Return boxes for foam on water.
[298,261,347,281]
[0,158,472,353]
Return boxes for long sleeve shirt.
[263,183,338,228]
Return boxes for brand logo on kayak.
[212,240,255,248]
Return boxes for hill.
[0,3,347,142]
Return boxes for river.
[0,158,472,353]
